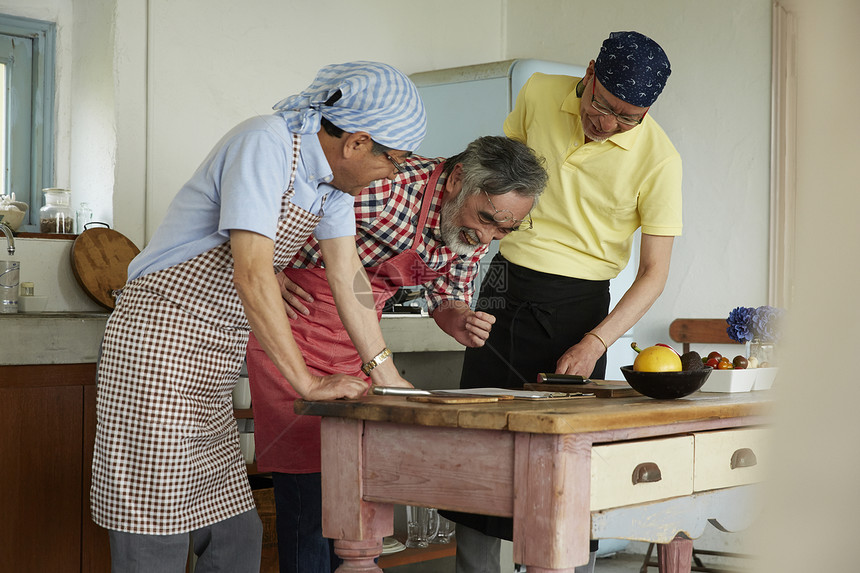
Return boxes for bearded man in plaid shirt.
[245,135,547,573]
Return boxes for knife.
[536,373,591,384]
[370,387,515,399]
[371,387,433,396]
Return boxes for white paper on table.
[435,387,592,400]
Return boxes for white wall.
[143,0,505,240]
[69,0,116,229]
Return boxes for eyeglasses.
[385,153,406,173]
[483,191,533,231]
[590,80,646,127]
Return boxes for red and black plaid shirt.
[287,155,488,311]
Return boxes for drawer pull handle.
[730,448,757,469]
[632,462,662,485]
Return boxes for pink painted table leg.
[658,535,693,573]
[333,539,383,572]
[321,417,393,573]
[512,433,593,571]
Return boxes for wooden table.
[297,391,772,572]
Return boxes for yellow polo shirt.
[501,72,682,280]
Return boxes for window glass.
[0,15,55,231]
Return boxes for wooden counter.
[298,391,771,434]
[297,391,772,573]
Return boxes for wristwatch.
[361,347,392,376]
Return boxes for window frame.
[0,14,55,231]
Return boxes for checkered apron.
[91,134,321,534]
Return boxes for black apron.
[448,253,608,548]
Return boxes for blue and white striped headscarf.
[595,31,671,108]
[273,61,426,151]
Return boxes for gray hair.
[444,136,547,200]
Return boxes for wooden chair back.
[669,318,744,354]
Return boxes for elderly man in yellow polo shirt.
[448,31,682,573]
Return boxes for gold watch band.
[361,347,392,376]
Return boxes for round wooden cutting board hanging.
[70,224,141,310]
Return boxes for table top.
[296,390,773,435]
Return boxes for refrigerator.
[410,59,638,381]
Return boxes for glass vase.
[749,338,775,367]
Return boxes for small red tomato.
[732,355,749,370]
[717,357,733,370]
[705,357,720,368]
[707,351,722,362]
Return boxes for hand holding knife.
[536,373,592,384]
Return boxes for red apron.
[247,164,448,473]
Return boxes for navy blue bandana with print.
[594,31,671,108]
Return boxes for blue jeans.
[272,472,341,573]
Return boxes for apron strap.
[410,162,446,250]
[288,133,301,190]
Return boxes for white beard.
[440,194,480,256]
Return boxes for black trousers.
[446,254,609,550]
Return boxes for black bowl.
[620,366,713,399]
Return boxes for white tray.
[752,367,778,390]
[700,367,778,392]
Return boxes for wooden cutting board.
[407,395,501,404]
[70,227,140,310]
[524,381,640,398]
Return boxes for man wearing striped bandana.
[91,61,427,572]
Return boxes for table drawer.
[693,427,769,491]
[590,436,694,511]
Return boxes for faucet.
[0,222,14,255]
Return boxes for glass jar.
[20,281,35,297]
[76,201,93,234]
[749,338,776,367]
[40,188,75,234]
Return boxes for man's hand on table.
[299,373,368,401]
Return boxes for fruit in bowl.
[624,342,711,399]
[621,366,713,399]
[630,342,682,372]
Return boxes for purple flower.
[751,306,784,342]
[726,306,755,342]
